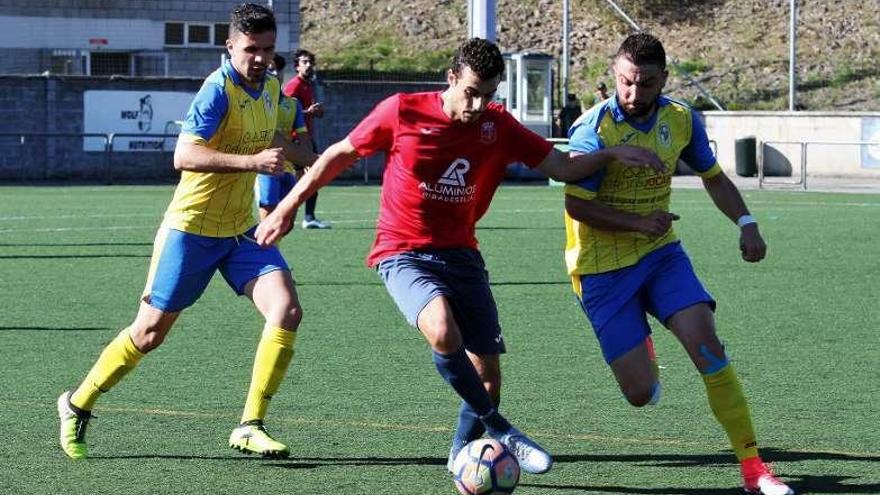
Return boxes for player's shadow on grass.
[89,454,321,470]
[0,326,112,331]
[0,254,150,259]
[266,455,446,469]
[478,226,564,231]
[294,280,571,287]
[0,242,152,247]
[91,454,443,471]
[522,449,880,494]
[492,280,570,286]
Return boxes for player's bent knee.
[418,314,462,352]
[277,303,303,330]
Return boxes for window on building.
[187,24,211,45]
[214,24,229,45]
[91,52,131,76]
[134,52,169,77]
[47,49,87,75]
[165,22,226,47]
[165,23,184,46]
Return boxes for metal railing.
[759,140,880,190]
[0,132,178,182]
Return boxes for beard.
[625,100,656,118]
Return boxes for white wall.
[703,111,880,178]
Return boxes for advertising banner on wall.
[862,117,880,169]
[83,91,194,151]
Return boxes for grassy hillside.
[300,0,880,111]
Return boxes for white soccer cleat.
[301,218,331,229]
[496,428,553,474]
[743,463,795,495]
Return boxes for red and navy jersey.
[282,76,316,134]
[348,91,553,266]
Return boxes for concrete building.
[0,0,300,77]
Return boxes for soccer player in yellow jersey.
[565,33,794,495]
[57,3,312,460]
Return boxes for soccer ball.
[452,438,520,495]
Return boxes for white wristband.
[736,214,757,228]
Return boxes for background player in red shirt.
[258,38,663,475]
[282,49,330,229]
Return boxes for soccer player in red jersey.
[257,38,663,474]
[282,48,330,229]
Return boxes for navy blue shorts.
[574,242,715,364]
[376,249,505,355]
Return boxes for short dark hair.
[616,32,666,69]
[451,38,504,80]
[293,49,315,64]
[272,54,286,72]
[230,3,276,36]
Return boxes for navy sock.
[432,347,494,417]
[480,409,512,437]
[304,192,318,220]
[452,401,486,451]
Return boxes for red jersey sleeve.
[348,94,399,157]
[282,77,299,98]
[500,110,553,168]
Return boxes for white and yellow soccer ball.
[452,438,520,495]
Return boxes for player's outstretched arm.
[255,138,360,246]
[565,194,679,238]
[174,140,285,175]
[701,172,767,262]
[536,145,665,182]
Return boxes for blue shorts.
[574,242,715,364]
[376,249,506,355]
[144,226,289,312]
[256,172,297,208]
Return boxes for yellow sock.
[70,328,145,411]
[702,364,759,461]
[241,325,296,423]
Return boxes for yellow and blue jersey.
[164,61,281,237]
[275,95,307,173]
[564,95,722,275]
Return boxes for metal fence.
[0,132,178,182]
[759,140,880,190]
[0,132,396,184]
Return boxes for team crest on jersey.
[658,122,671,148]
[480,121,497,144]
[263,92,274,112]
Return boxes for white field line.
[7,399,877,456]
[0,213,157,221]
[1,199,878,234]
[0,225,154,234]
